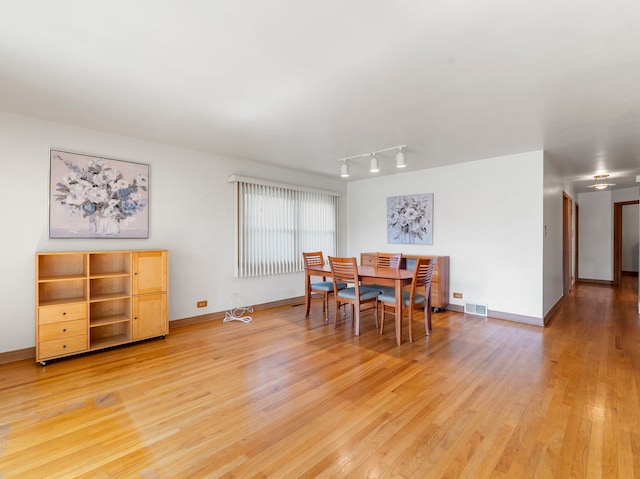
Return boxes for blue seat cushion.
[311,281,347,292]
[360,285,383,295]
[366,284,394,295]
[378,290,426,306]
[337,287,380,301]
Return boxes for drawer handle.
[62,312,66,315]
[63,345,67,349]
[63,328,67,332]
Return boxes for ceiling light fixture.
[369,154,380,173]
[337,144,407,178]
[396,147,406,168]
[588,174,616,190]
[340,160,349,178]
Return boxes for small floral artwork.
[49,150,149,238]
[387,193,433,245]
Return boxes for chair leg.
[380,303,396,335]
[305,291,311,318]
[354,303,361,336]
[374,301,379,328]
[333,297,340,328]
[425,304,432,335]
[323,292,329,321]
[408,308,413,343]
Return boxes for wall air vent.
[464,302,488,317]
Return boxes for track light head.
[340,160,350,178]
[396,148,406,168]
[369,154,380,173]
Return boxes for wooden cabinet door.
[132,251,167,295]
[132,293,167,339]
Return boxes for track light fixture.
[337,144,407,178]
[588,174,615,190]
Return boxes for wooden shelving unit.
[36,250,168,365]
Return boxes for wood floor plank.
[0,276,638,477]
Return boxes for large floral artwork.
[49,150,149,238]
[387,193,433,245]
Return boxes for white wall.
[622,203,639,272]
[542,154,564,317]
[347,150,545,322]
[577,190,613,280]
[0,111,347,353]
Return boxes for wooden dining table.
[305,264,415,346]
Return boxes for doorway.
[613,200,640,286]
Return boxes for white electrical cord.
[224,293,253,323]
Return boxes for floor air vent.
[464,302,488,317]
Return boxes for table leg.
[304,272,311,317]
[395,278,402,346]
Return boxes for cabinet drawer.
[39,303,87,324]
[39,319,87,342]
[39,335,87,359]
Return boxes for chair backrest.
[328,256,358,284]
[412,257,436,295]
[303,251,324,269]
[375,252,402,270]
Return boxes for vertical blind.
[233,177,339,278]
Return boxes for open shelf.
[39,296,87,308]
[90,334,130,351]
[89,292,131,302]
[38,253,87,280]
[90,276,130,301]
[89,252,130,276]
[89,321,130,349]
[89,272,131,279]
[38,279,87,304]
[90,314,130,328]
[39,274,87,283]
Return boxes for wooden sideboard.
[360,253,450,311]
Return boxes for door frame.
[563,192,573,294]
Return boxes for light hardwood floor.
[1,277,639,478]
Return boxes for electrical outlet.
[453,292,463,299]
[197,300,208,308]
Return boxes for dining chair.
[328,256,381,335]
[366,252,402,295]
[378,257,436,342]
[303,251,346,321]
[374,252,402,269]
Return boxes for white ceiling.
[1,1,639,192]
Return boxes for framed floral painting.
[387,193,433,245]
[49,150,149,238]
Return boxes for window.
[231,176,339,277]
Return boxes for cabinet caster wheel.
[161,335,166,339]
[39,361,47,366]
